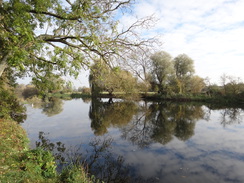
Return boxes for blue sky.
[118,0,244,84]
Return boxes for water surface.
[22,98,244,183]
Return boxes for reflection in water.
[23,99,244,183]
[89,99,206,147]
[35,132,157,183]
[36,132,66,165]
[89,98,138,135]
[29,97,64,117]
[42,97,63,117]
[220,108,243,127]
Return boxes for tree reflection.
[89,99,206,148]
[28,97,64,117]
[42,97,63,117]
[121,102,205,147]
[35,132,156,183]
[36,131,66,165]
[220,108,244,127]
[89,98,138,135]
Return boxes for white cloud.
[24,0,243,87]
[122,0,244,84]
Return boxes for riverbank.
[0,119,98,183]
[48,91,244,107]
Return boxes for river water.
[22,98,244,183]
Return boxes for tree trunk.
[0,52,10,77]
[0,60,7,77]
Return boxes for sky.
[72,0,244,87]
[18,0,244,87]
[119,0,244,85]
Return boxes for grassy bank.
[0,119,98,183]
[49,91,244,106]
[48,92,91,100]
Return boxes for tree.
[188,75,206,94]
[122,47,153,92]
[32,73,65,94]
[0,69,26,122]
[89,60,138,96]
[173,54,195,78]
[0,0,154,91]
[89,60,114,95]
[221,75,244,95]
[220,73,228,95]
[173,54,195,94]
[150,51,174,94]
[63,81,73,93]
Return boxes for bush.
[81,87,91,94]
[60,165,100,183]
[0,88,27,123]
[22,85,39,99]
[20,148,57,178]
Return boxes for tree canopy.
[89,60,138,96]
[0,0,153,91]
[173,54,195,79]
[150,51,174,94]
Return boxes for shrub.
[20,148,57,178]
[22,85,39,99]
[60,165,100,183]
[0,88,27,123]
[81,87,91,94]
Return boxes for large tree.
[122,47,153,92]
[89,60,138,96]
[173,54,195,78]
[0,0,153,91]
[173,54,195,94]
[150,51,174,94]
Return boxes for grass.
[0,119,55,182]
[48,92,91,100]
[0,119,99,183]
[45,91,244,108]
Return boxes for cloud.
[122,0,244,84]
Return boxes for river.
[22,98,244,183]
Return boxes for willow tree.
[89,60,138,96]
[0,0,154,91]
[173,54,195,94]
[150,51,174,94]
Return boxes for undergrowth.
[0,119,98,183]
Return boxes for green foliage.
[79,86,91,94]
[21,85,40,99]
[188,75,206,93]
[150,51,174,94]
[205,75,244,104]
[0,119,98,183]
[0,87,27,123]
[60,165,101,183]
[0,119,55,183]
[173,54,195,78]
[89,60,138,96]
[32,73,65,94]
[20,148,57,179]
[89,98,138,135]
[173,54,195,94]
[0,0,150,93]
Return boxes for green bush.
[0,88,27,123]
[20,148,57,179]
[60,165,100,183]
